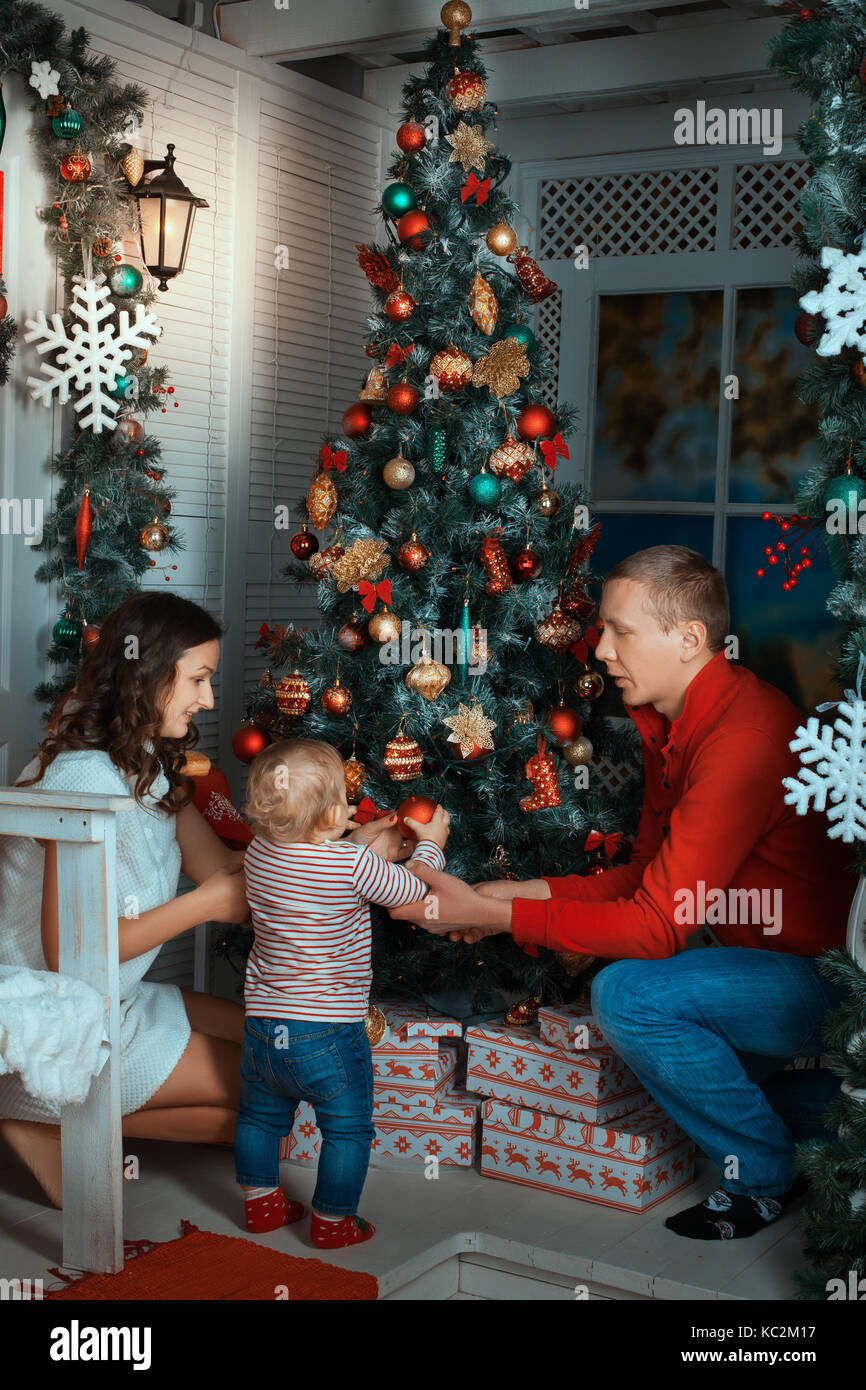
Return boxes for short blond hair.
[605,545,730,653]
[243,738,345,843]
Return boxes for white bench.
[0,785,133,1274]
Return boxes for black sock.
[664,1173,809,1240]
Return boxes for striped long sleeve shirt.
[242,834,446,1021]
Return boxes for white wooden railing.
[0,786,133,1274]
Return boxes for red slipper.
[310,1213,376,1249]
[244,1188,306,1234]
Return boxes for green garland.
[0,0,183,712]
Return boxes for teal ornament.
[382,182,418,219]
[468,470,502,506]
[52,614,82,649]
[457,596,470,688]
[108,263,143,297]
[823,470,866,511]
[425,426,449,475]
[502,322,536,352]
[109,372,136,400]
[52,107,83,139]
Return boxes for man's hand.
[473,877,552,901]
[345,813,414,862]
[387,865,512,939]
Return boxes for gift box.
[377,999,463,1043]
[279,1085,483,1168]
[465,1021,648,1124]
[372,1041,460,1107]
[480,1097,695,1211]
[537,1002,612,1055]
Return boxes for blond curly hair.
[243,738,345,843]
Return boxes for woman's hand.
[473,878,552,901]
[345,814,414,862]
[387,865,512,938]
[197,862,251,924]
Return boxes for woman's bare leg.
[139,1029,242,1112]
[121,1105,237,1145]
[180,988,245,1045]
[0,1119,63,1209]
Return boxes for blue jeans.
[590,948,848,1196]
[234,1017,375,1217]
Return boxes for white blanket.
[0,966,110,1105]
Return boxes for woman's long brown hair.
[17,592,224,815]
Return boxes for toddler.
[235,737,449,1249]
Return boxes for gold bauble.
[365,1002,387,1046]
[367,607,402,643]
[575,669,605,700]
[121,147,145,187]
[383,455,416,490]
[535,484,562,517]
[140,517,169,551]
[561,736,594,766]
[441,0,472,45]
[405,653,452,701]
[486,222,518,257]
[344,756,367,801]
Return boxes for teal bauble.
[382,182,418,219]
[52,108,83,139]
[502,322,537,352]
[108,263,143,297]
[823,471,866,511]
[425,426,449,475]
[109,372,136,400]
[468,470,503,506]
[52,614,82,649]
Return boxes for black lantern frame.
[129,143,208,291]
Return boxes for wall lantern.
[130,143,208,291]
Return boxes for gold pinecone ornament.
[306,471,338,530]
[469,269,498,335]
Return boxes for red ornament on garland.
[510,547,541,581]
[232,725,270,763]
[396,210,432,251]
[75,488,92,571]
[290,525,319,560]
[517,403,558,441]
[60,150,91,182]
[82,622,101,652]
[387,381,420,414]
[794,311,820,346]
[396,121,427,153]
[384,289,417,322]
[342,402,373,438]
[395,794,437,837]
[545,702,582,746]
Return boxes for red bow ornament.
[352,796,393,825]
[384,342,415,370]
[540,433,569,471]
[358,578,393,612]
[584,830,623,859]
[320,445,347,472]
[461,172,492,205]
[569,626,600,664]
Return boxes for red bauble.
[387,381,420,414]
[342,402,373,438]
[396,794,438,837]
[337,618,369,652]
[60,151,91,182]
[396,210,432,251]
[82,623,101,651]
[545,703,583,746]
[397,534,430,572]
[290,525,319,560]
[384,289,417,322]
[453,742,486,761]
[510,547,542,581]
[517,403,558,441]
[396,121,427,153]
[794,311,820,346]
[233,725,270,763]
[321,679,353,716]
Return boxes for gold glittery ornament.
[331,538,390,593]
[365,1002,387,1045]
[344,756,367,800]
[406,653,452,701]
[384,733,423,781]
[534,604,582,652]
[575,668,605,700]
[442,701,496,757]
[447,69,487,113]
[471,337,530,399]
[486,221,518,256]
[535,481,562,517]
[308,542,345,579]
[359,364,388,401]
[383,454,415,490]
[140,516,169,551]
[441,0,472,46]
[121,147,145,187]
[469,269,498,335]
[306,471,338,530]
[561,736,594,766]
[276,670,311,716]
[445,120,495,173]
[489,434,535,482]
[429,344,473,391]
[367,607,402,643]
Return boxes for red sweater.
[511,652,855,960]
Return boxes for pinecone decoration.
[469,269,498,335]
[307,471,338,530]
[356,244,400,292]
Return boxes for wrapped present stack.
[471,1002,696,1212]
[279,1000,483,1169]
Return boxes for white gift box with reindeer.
[537,1003,612,1055]
[279,1083,482,1167]
[480,1097,695,1212]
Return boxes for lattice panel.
[732,160,811,250]
[593,756,638,797]
[535,287,562,411]
[539,168,719,259]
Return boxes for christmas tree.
[237,15,642,1013]
[768,0,866,1298]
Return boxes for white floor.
[0,1134,813,1300]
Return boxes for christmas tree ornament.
[445,120,495,173]
[442,700,496,757]
[395,795,437,837]
[534,479,562,517]
[397,210,433,250]
[358,365,388,401]
[341,402,373,437]
[258,667,277,690]
[356,245,400,293]
[382,182,418,219]
[30,60,61,100]
[232,724,270,763]
[108,372,136,400]
[396,121,426,153]
[24,277,160,433]
[562,736,594,767]
[486,222,518,257]
[384,732,423,781]
[321,676,353,717]
[469,269,498,335]
[290,524,319,560]
[309,542,345,579]
[794,310,820,346]
[384,289,417,322]
[441,0,473,46]
[457,592,471,688]
[116,415,144,443]
[502,321,537,351]
[468,462,502,505]
[81,621,101,652]
[397,532,430,571]
[561,581,595,619]
[59,148,91,182]
[461,171,492,205]
[46,94,66,118]
[276,670,312,716]
[472,337,530,398]
[489,434,534,482]
[545,701,582,745]
[507,245,558,303]
[337,617,369,652]
[510,546,542,581]
[506,698,534,728]
[120,147,145,187]
[823,462,866,511]
[140,516,169,551]
[365,1003,387,1047]
[799,231,866,355]
[575,667,605,700]
[367,607,402,643]
[108,263,144,297]
[426,425,450,474]
[387,380,420,414]
[535,604,582,652]
[447,68,487,112]
[540,432,569,471]
[331,538,390,592]
[504,994,542,1028]
[52,106,83,139]
[406,652,452,701]
[91,235,114,258]
[489,843,520,880]
[429,345,473,392]
[383,454,416,489]
[344,756,367,801]
[52,612,82,649]
[478,534,512,594]
[75,488,92,570]
[306,470,338,530]
[519,733,561,811]
[782,691,866,841]
[517,401,557,440]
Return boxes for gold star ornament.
[445,120,495,173]
[442,701,497,756]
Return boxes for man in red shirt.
[389,545,854,1241]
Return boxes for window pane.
[592,291,723,503]
[729,287,821,504]
[725,516,841,710]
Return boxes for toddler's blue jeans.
[234,1016,375,1217]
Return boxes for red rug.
[46,1221,378,1300]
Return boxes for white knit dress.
[0,747,192,1121]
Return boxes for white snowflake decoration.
[24,278,160,434]
[782,699,866,842]
[29,60,61,99]
[799,232,866,357]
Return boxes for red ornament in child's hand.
[395,794,438,838]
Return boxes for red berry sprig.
[755,511,820,590]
